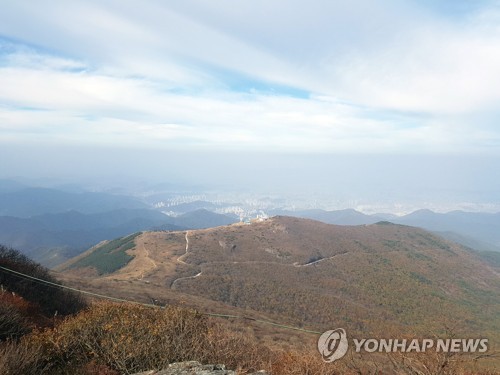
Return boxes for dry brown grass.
[0,292,32,341]
[0,301,497,374]
[0,301,350,374]
[20,302,211,374]
[0,340,45,375]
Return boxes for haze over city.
[1,0,499,213]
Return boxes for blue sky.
[0,0,499,155]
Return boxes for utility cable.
[0,264,322,335]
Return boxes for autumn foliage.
[0,245,86,316]
[0,301,350,374]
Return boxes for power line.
[0,265,157,307]
[0,264,322,335]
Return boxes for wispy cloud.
[0,0,499,154]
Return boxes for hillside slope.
[279,207,500,252]
[62,216,500,342]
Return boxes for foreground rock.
[133,361,268,375]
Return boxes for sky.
[0,0,499,210]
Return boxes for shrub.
[21,302,211,374]
[0,302,30,341]
[0,301,492,374]
[0,340,46,375]
[268,350,339,375]
[69,233,139,275]
[8,301,354,374]
[0,245,87,316]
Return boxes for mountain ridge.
[270,208,500,252]
[61,216,500,342]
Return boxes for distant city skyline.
[1,150,499,215]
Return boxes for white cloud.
[327,11,500,114]
[0,0,499,155]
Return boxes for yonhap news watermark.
[318,328,489,363]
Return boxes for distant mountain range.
[0,187,148,217]
[161,200,219,214]
[394,209,500,250]
[1,180,499,269]
[271,208,500,252]
[0,209,179,267]
[0,208,237,267]
[0,183,238,266]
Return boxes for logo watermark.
[318,328,489,363]
[317,328,349,362]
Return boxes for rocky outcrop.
[132,361,269,375]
